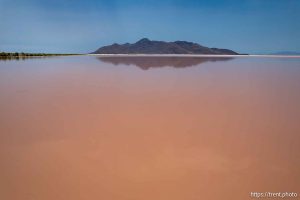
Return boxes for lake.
[0,55,299,199]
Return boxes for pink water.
[0,56,299,200]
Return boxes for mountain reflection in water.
[97,56,234,69]
[1,56,299,200]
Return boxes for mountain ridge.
[92,38,239,55]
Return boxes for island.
[92,38,240,55]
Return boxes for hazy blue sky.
[0,0,299,54]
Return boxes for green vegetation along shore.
[0,52,82,60]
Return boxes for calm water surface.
[0,56,300,200]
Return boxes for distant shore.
[1,52,300,60]
[0,52,83,60]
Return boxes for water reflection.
[97,56,234,69]
[0,56,299,200]
[0,56,29,61]
[0,56,72,61]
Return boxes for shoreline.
[1,53,300,60]
[0,53,84,60]
[88,54,300,58]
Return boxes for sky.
[0,0,299,54]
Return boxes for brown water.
[0,56,300,200]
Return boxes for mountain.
[92,38,239,55]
